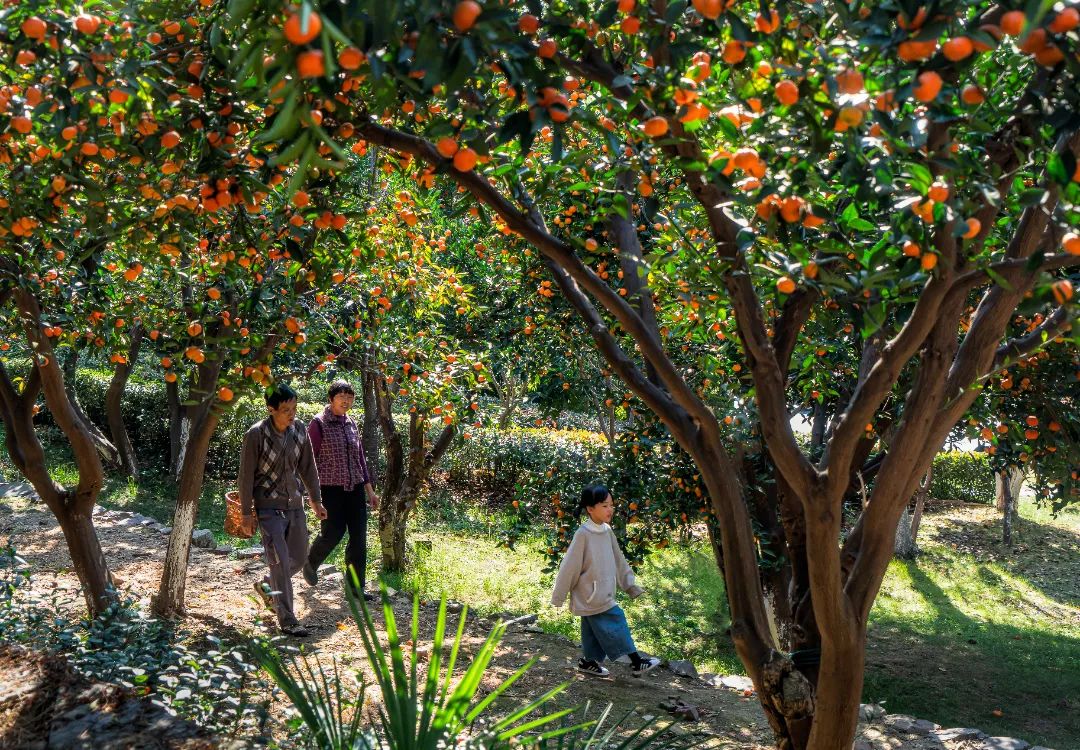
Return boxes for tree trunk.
[153,407,220,618]
[1001,471,1018,547]
[166,378,184,477]
[61,346,120,469]
[995,465,1024,512]
[360,350,381,475]
[104,326,144,479]
[0,291,113,617]
[908,466,931,547]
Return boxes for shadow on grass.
[865,559,1080,748]
[627,543,741,675]
[926,513,1080,609]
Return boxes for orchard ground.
[1,436,1077,748]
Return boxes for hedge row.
[930,450,996,505]
[70,369,323,478]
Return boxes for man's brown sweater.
[238,418,322,515]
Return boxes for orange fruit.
[902,240,921,257]
[453,147,478,171]
[754,10,780,33]
[898,39,937,61]
[775,79,798,106]
[292,190,310,207]
[1000,10,1025,36]
[618,0,635,10]
[961,84,985,105]
[942,36,974,61]
[1052,279,1074,304]
[75,14,101,34]
[453,0,482,31]
[436,136,459,157]
[620,16,640,34]
[722,40,746,64]
[21,16,47,40]
[338,47,364,70]
[61,125,78,140]
[218,386,234,402]
[187,321,203,336]
[160,130,181,148]
[80,141,99,156]
[1034,45,1063,67]
[921,253,938,270]
[836,68,864,94]
[1063,232,1080,256]
[283,10,322,45]
[518,13,539,33]
[1048,7,1079,33]
[10,116,31,134]
[913,71,942,102]
[643,116,668,137]
[538,38,557,58]
[927,181,949,202]
[779,197,803,223]
[776,276,796,294]
[108,89,130,104]
[691,0,724,20]
[962,217,981,239]
[296,49,325,78]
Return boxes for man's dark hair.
[265,383,298,409]
[328,379,355,400]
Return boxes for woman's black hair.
[265,383,298,409]
[578,484,610,517]
[328,379,355,400]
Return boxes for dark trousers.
[307,485,368,591]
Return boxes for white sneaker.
[632,656,661,677]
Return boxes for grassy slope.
[2,435,1077,746]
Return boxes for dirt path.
[0,488,1058,749]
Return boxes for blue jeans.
[580,605,636,663]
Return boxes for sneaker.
[631,656,662,677]
[253,581,274,611]
[302,561,318,586]
[281,624,310,637]
[576,658,610,678]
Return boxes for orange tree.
[963,316,1079,542]
[0,0,365,618]
[221,1,1080,746]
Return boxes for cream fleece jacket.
[550,520,644,616]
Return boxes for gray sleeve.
[298,430,323,505]
[551,532,586,607]
[238,429,258,515]
[610,532,640,595]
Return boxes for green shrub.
[68,368,322,478]
[930,450,995,504]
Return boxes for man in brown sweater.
[239,383,327,636]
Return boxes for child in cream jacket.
[551,484,661,678]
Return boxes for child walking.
[551,484,661,678]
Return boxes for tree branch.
[994,305,1073,369]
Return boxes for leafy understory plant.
[253,573,697,749]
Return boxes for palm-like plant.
[253,574,705,749]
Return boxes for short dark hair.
[265,383,298,409]
[328,379,355,400]
[578,484,611,516]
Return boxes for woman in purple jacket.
[303,380,380,601]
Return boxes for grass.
[3,432,1078,746]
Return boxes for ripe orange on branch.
[284,10,322,44]
[453,1,482,32]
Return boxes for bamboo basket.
[224,491,256,539]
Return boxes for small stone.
[158,526,172,535]
[859,703,887,722]
[933,727,986,742]
[700,673,724,688]
[118,517,142,527]
[502,613,538,628]
[909,718,939,735]
[385,587,398,597]
[667,660,699,679]
[111,511,133,520]
[211,546,234,556]
[524,624,544,633]
[318,564,336,575]
[91,505,104,516]
[718,675,754,692]
[641,715,655,722]
[139,517,157,526]
[237,546,264,559]
[446,601,463,613]
[852,741,873,750]
[191,529,215,548]
[982,738,1030,750]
